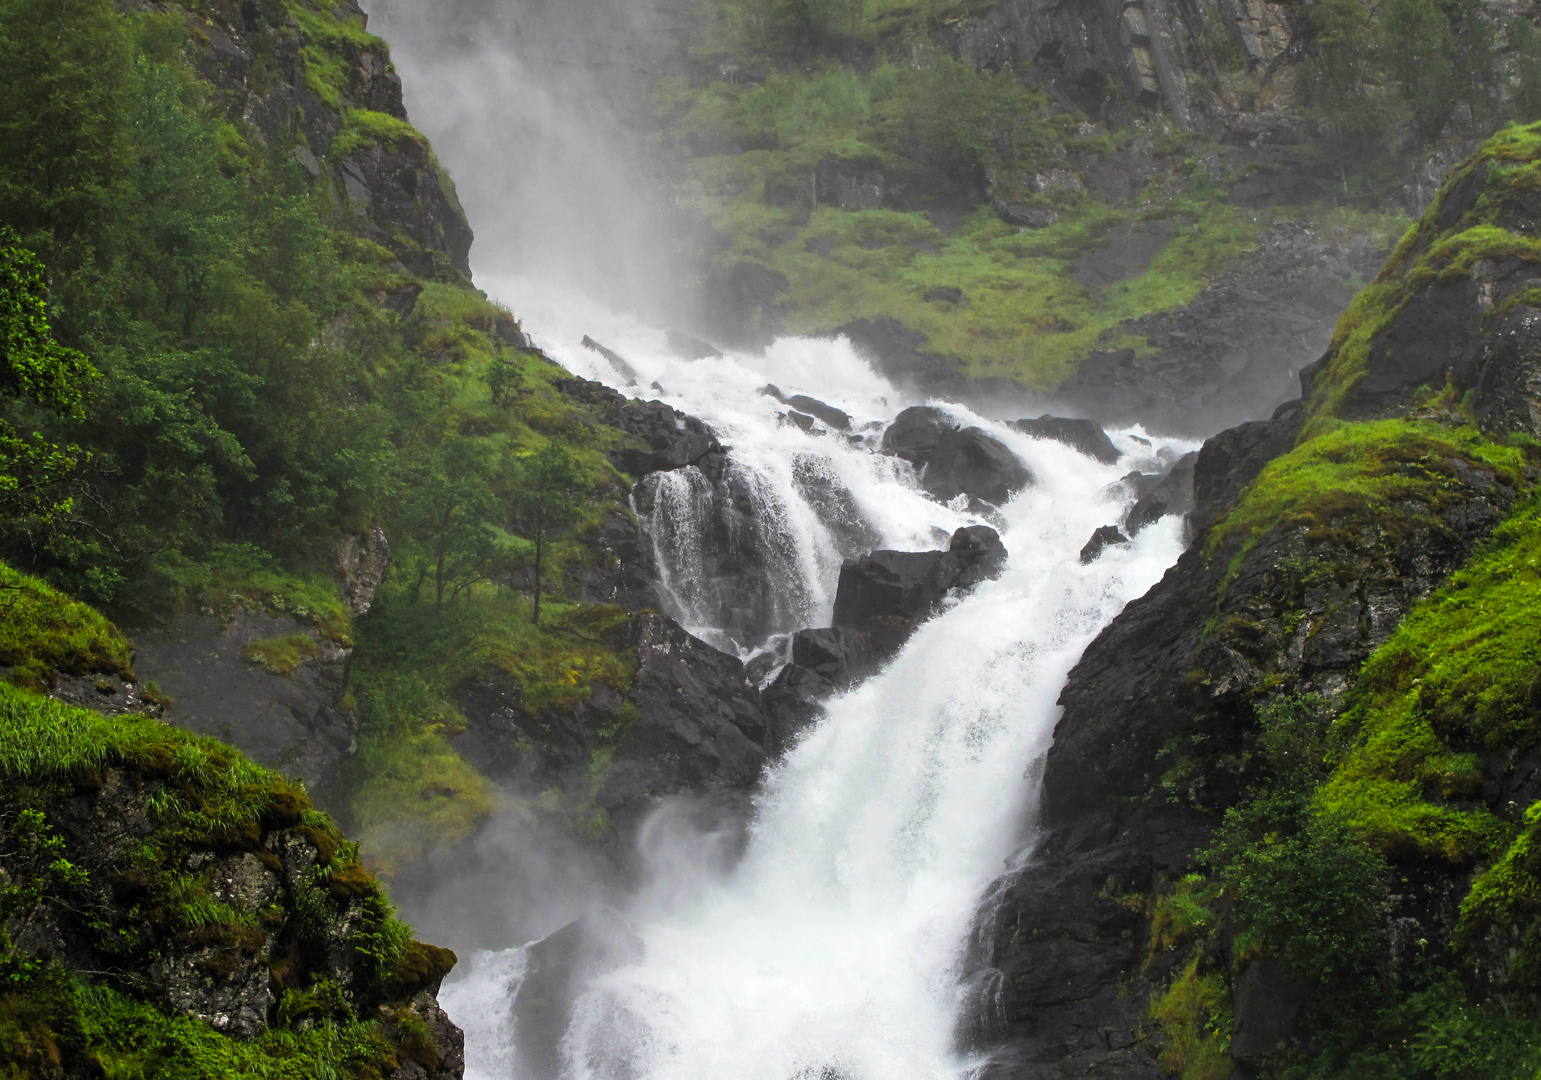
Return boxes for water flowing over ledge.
[441,278,1196,1080]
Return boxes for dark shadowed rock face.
[763,662,839,753]
[882,409,1032,505]
[453,614,768,821]
[131,612,357,796]
[553,377,727,482]
[832,526,1008,645]
[1009,416,1121,464]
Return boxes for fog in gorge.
[361,4,1204,1077]
[365,0,695,320]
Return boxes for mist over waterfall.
[363,4,1198,1077]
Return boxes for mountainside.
[630,0,1541,431]
[960,121,1541,1079]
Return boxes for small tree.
[512,443,586,626]
[0,236,100,527]
[398,436,503,612]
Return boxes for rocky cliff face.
[958,124,1541,1077]
[164,0,474,279]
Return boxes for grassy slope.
[659,5,1408,386]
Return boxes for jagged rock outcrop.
[164,0,474,279]
[832,526,1009,648]
[1008,416,1121,463]
[882,408,1033,506]
[452,613,767,821]
[0,695,462,1077]
[554,376,727,481]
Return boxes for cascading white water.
[438,276,1196,1080]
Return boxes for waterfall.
[438,277,1196,1080]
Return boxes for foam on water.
[446,276,1196,1080]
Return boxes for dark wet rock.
[582,335,640,383]
[790,626,879,688]
[763,662,838,753]
[883,408,1033,505]
[924,427,1034,505]
[1009,415,1121,464]
[570,510,663,613]
[1230,957,1310,1066]
[832,526,1008,646]
[882,406,958,463]
[784,410,817,432]
[785,394,852,430]
[1079,525,1129,564]
[454,614,769,812]
[1124,450,1197,534]
[924,285,965,304]
[666,329,723,359]
[555,377,726,481]
[511,910,644,1080]
[836,317,965,395]
[132,611,357,796]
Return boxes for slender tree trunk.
[532,528,543,626]
[435,549,446,612]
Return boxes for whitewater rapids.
[440,279,1194,1080]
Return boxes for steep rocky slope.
[0,577,463,1078]
[960,123,1541,1077]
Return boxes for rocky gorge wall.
[958,122,1541,1078]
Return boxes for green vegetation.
[1322,495,1541,859]
[0,0,655,864]
[1309,122,1541,426]
[346,593,636,869]
[0,559,132,690]
[1205,417,1531,572]
[0,681,457,1077]
[659,43,1279,385]
[1149,955,1232,1080]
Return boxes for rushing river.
[434,279,1195,1080]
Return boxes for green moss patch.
[243,632,319,676]
[1207,419,1529,564]
[1307,121,1541,426]
[331,108,426,159]
[1322,496,1541,859]
[0,560,133,690]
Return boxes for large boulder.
[554,377,726,481]
[1009,416,1121,464]
[882,408,1033,505]
[510,910,644,1080]
[1124,451,1198,534]
[832,526,1008,646]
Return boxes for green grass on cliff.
[1320,494,1541,860]
[1206,418,1530,564]
[346,589,638,871]
[660,55,1278,385]
[0,681,451,1078]
[1307,121,1541,428]
[0,560,134,690]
